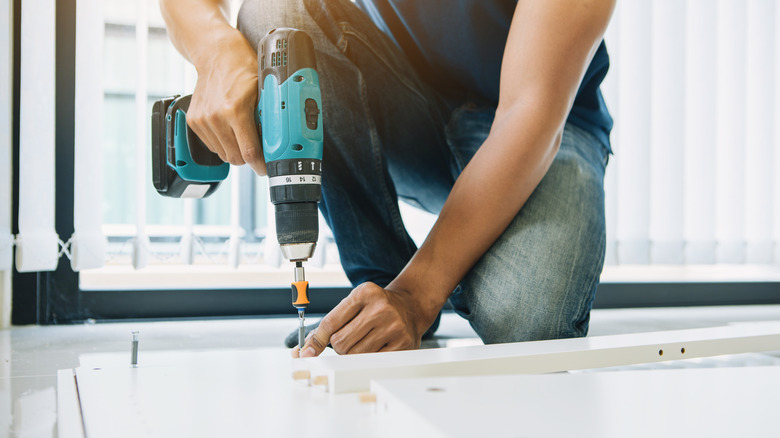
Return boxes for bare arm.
[160,0,265,175]
[298,0,615,357]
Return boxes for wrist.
[190,26,252,73]
[387,272,450,336]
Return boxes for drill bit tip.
[298,309,306,351]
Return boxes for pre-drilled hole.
[681,347,686,354]
[658,349,664,356]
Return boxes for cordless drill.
[151,28,323,350]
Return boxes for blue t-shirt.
[356,0,613,150]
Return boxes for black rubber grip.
[275,202,319,245]
[269,185,321,205]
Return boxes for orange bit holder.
[291,281,310,307]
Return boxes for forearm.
[159,0,239,68]
[388,100,563,325]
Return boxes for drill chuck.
[266,158,321,249]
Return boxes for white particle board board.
[300,322,780,393]
[370,367,780,438]
[56,369,86,438]
[68,348,393,438]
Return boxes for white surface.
[301,323,780,393]
[371,367,780,438]
[17,307,775,437]
[17,0,58,272]
[72,348,390,438]
[62,326,780,438]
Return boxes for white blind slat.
[0,0,13,271]
[601,2,619,266]
[649,0,685,264]
[72,0,107,271]
[228,168,242,268]
[132,0,149,269]
[683,0,718,264]
[16,0,58,273]
[615,1,652,264]
[776,2,780,264]
[744,0,775,264]
[180,199,195,264]
[715,0,747,264]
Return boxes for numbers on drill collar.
[268,174,321,188]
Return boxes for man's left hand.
[292,282,435,357]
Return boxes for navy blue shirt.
[356,0,613,150]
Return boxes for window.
[9,0,780,325]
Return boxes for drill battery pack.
[151,95,229,199]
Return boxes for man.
[160,0,615,358]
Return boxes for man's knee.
[454,275,594,344]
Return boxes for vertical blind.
[72,0,108,271]
[10,0,780,275]
[1,0,13,272]
[602,0,779,266]
[15,0,106,273]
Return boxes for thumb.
[299,293,361,357]
[300,327,330,358]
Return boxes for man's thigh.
[449,123,609,344]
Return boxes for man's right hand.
[188,29,266,175]
[160,0,266,176]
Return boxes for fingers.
[300,296,362,358]
[187,108,227,161]
[343,328,387,355]
[188,99,257,167]
[233,105,266,175]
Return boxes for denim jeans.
[238,0,610,343]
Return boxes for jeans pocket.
[336,22,429,104]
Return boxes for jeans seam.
[338,23,428,105]
[574,228,606,336]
